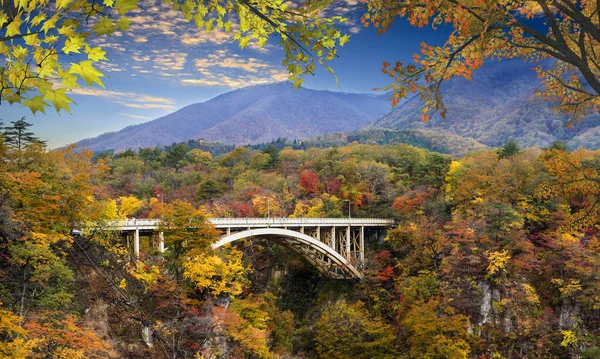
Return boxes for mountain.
[76,83,392,151]
[369,60,600,150]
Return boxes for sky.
[0,0,451,149]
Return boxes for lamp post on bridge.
[344,199,351,219]
[156,193,165,252]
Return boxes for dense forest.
[1,120,600,358]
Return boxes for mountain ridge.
[76,83,392,151]
[368,60,600,150]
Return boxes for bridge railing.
[109,217,395,229]
[209,218,394,226]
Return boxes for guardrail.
[108,217,394,229]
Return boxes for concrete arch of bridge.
[212,228,362,279]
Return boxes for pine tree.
[3,117,45,150]
[263,145,280,169]
[498,140,520,159]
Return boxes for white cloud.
[118,113,152,119]
[71,88,175,110]
[182,49,287,88]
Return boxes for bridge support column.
[346,226,351,260]
[331,226,336,251]
[226,227,231,236]
[316,226,320,242]
[360,226,365,264]
[159,231,165,253]
[134,228,140,258]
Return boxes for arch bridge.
[110,218,395,279]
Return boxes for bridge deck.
[111,218,394,231]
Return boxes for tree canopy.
[362,0,600,124]
[0,0,349,114]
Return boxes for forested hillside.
[1,126,600,358]
[370,61,600,150]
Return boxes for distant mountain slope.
[76,83,392,151]
[369,60,600,150]
[299,128,488,157]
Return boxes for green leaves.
[115,0,138,15]
[92,16,115,36]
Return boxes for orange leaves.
[362,0,600,122]
[24,313,116,358]
[539,148,600,231]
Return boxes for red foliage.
[392,188,434,217]
[232,201,258,217]
[374,249,391,263]
[377,265,395,281]
[326,178,342,195]
[298,169,320,195]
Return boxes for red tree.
[298,170,320,195]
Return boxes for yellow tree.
[157,200,219,280]
[539,147,600,230]
[1,0,349,114]
[362,0,600,123]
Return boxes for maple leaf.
[86,46,107,61]
[115,0,138,15]
[43,88,74,114]
[22,96,49,115]
[69,60,105,88]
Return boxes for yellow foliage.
[118,278,127,290]
[486,250,511,276]
[117,195,142,219]
[183,247,248,296]
[98,199,118,221]
[551,278,583,298]
[0,305,36,359]
[129,262,161,287]
[559,232,580,243]
[444,160,462,201]
[53,347,85,359]
[560,330,578,347]
[522,284,539,305]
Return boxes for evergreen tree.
[549,141,569,152]
[3,117,45,150]
[498,140,520,159]
[164,143,189,171]
[263,144,280,169]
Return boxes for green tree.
[2,117,45,150]
[262,145,280,169]
[314,301,398,359]
[164,143,189,171]
[498,140,521,159]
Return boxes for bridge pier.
[346,226,351,260]
[134,228,140,257]
[360,226,365,264]
[159,232,165,253]
[331,226,336,251]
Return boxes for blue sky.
[0,0,450,148]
